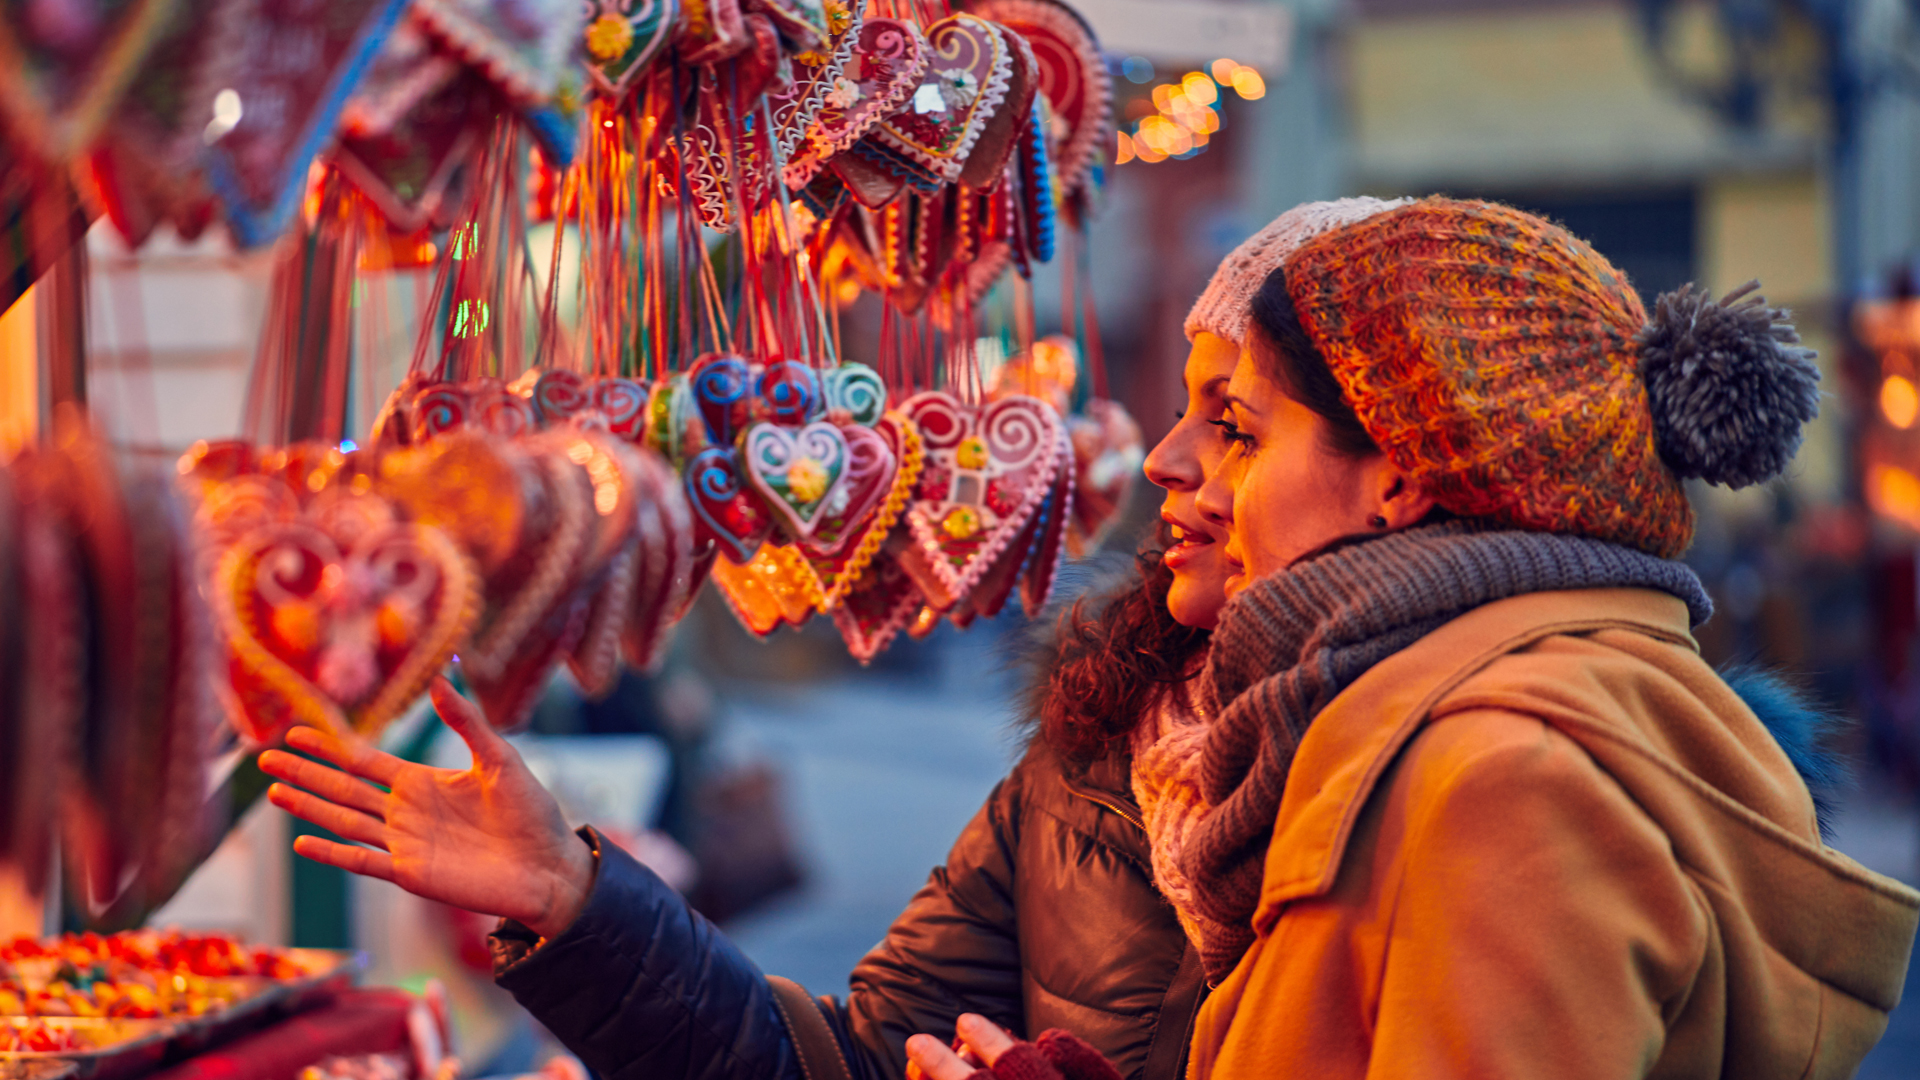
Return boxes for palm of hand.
[259,678,596,940]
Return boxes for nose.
[1196,461,1233,529]
[1144,421,1201,492]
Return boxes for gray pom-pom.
[1636,280,1821,488]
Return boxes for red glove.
[959,1030,1123,1080]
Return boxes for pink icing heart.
[896,391,1060,610]
[862,14,1012,188]
[801,423,896,557]
[740,421,851,540]
[784,18,929,188]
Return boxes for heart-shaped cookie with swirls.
[741,421,851,541]
[967,0,1109,201]
[582,0,681,100]
[784,17,928,187]
[214,508,481,742]
[857,14,1012,189]
[896,391,1061,610]
[804,411,923,609]
[591,377,652,440]
[685,446,775,564]
[768,0,859,167]
[832,543,923,663]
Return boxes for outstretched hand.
[258,677,596,940]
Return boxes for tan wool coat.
[1188,588,1920,1080]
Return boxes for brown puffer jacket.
[840,741,1204,1080]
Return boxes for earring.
[1369,514,1388,529]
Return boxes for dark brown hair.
[1030,524,1210,771]
[1247,265,1378,457]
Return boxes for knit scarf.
[1180,521,1713,981]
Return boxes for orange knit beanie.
[1282,197,1821,559]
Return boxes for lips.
[1162,519,1216,571]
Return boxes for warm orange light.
[1211,58,1240,84]
[1182,72,1218,106]
[1115,131,1136,164]
[1884,375,1920,429]
[1133,136,1168,163]
[1152,84,1176,113]
[1871,463,1920,532]
[1231,67,1266,100]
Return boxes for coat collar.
[1254,587,1696,915]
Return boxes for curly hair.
[1028,525,1212,772]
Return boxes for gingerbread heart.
[592,377,652,440]
[692,353,754,444]
[466,587,589,732]
[966,0,1108,201]
[957,19,1038,190]
[821,362,887,425]
[757,359,823,424]
[748,0,828,54]
[804,411,923,610]
[686,446,774,563]
[710,543,823,637]
[897,391,1060,609]
[334,66,494,234]
[214,516,481,741]
[679,0,749,65]
[784,17,927,188]
[569,537,639,695]
[859,14,1012,189]
[799,422,893,557]
[582,0,681,100]
[199,0,413,246]
[831,551,923,663]
[741,421,851,540]
[1019,429,1074,616]
[624,448,700,668]
[533,369,591,424]
[474,386,539,437]
[767,0,859,162]
[410,383,472,442]
[413,0,588,106]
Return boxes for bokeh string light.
[1114,57,1264,165]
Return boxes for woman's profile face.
[1197,347,1411,597]
[1142,332,1238,629]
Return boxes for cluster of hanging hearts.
[0,411,215,922]
[177,391,697,743]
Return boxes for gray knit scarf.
[1182,520,1713,981]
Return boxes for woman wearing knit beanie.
[909,197,1920,1079]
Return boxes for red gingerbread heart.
[857,14,1012,189]
[896,391,1061,611]
[785,17,928,187]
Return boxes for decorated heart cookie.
[710,543,823,637]
[215,513,481,742]
[798,422,892,556]
[533,368,591,424]
[582,0,680,100]
[804,411,923,609]
[897,390,1060,610]
[691,353,754,444]
[860,14,1012,190]
[957,18,1038,190]
[412,0,589,106]
[686,446,774,564]
[820,362,887,425]
[592,377,652,440]
[1019,428,1074,616]
[199,0,412,246]
[679,0,749,65]
[783,17,927,188]
[831,550,922,663]
[741,421,850,540]
[757,359,824,424]
[966,0,1109,201]
[767,0,858,162]
[622,447,697,669]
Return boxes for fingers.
[291,834,397,883]
[905,1035,977,1080]
[431,677,511,768]
[283,725,404,788]
[258,750,389,817]
[956,1015,1016,1068]
[268,784,390,850]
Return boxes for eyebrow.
[1222,392,1261,416]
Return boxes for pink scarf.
[1129,687,1233,963]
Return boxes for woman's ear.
[1373,468,1437,529]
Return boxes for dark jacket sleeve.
[490,828,802,1080]
[832,757,1031,1080]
